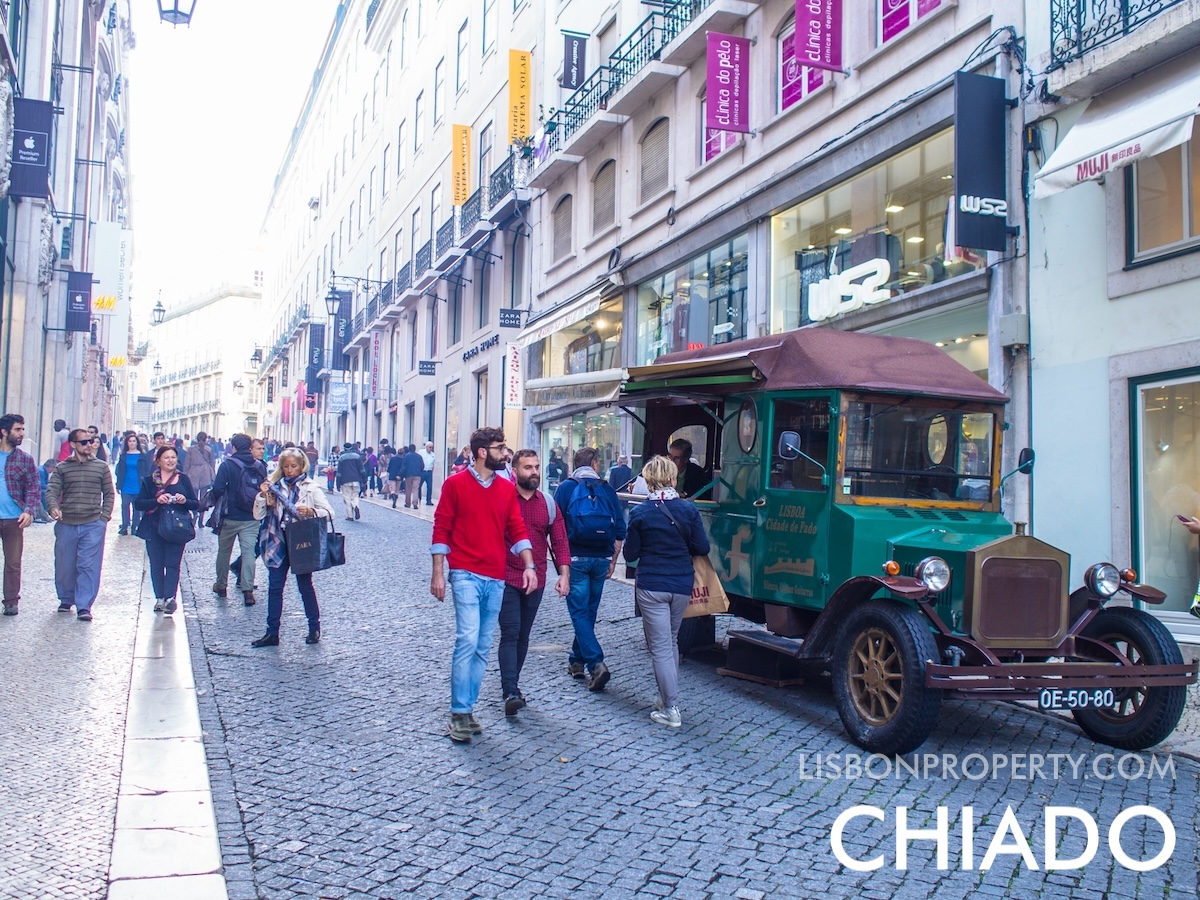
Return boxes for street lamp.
[157,1,197,26]
[233,380,244,396]
[324,284,341,317]
[151,299,165,325]
[326,271,387,315]
[153,359,162,376]
[250,347,262,366]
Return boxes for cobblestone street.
[180,496,1200,900]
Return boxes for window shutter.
[640,119,670,203]
[553,195,573,261]
[592,161,616,233]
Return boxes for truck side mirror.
[777,431,801,460]
[1018,447,1034,474]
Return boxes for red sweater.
[431,469,531,580]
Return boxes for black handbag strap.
[652,500,691,555]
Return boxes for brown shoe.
[243,591,256,606]
[213,583,227,598]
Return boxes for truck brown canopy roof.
[625,328,1008,404]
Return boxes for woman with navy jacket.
[622,455,710,729]
[134,445,199,614]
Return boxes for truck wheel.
[677,615,715,656]
[832,601,941,755]
[1071,607,1186,751]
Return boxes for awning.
[516,295,602,348]
[524,368,626,406]
[1035,50,1200,198]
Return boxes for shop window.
[423,393,435,444]
[636,234,749,365]
[640,119,670,203]
[445,381,460,468]
[700,98,740,163]
[593,161,617,234]
[770,128,985,333]
[777,20,825,113]
[448,284,463,346]
[541,410,622,481]
[530,299,623,379]
[553,195,574,261]
[476,260,490,329]
[475,368,489,428]
[879,0,943,45]
[1131,119,1200,260]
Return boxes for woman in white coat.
[251,447,335,647]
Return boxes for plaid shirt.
[505,490,571,591]
[3,447,40,517]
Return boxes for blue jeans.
[53,520,107,611]
[421,470,433,503]
[449,570,505,714]
[566,555,610,670]
[120,493,142,531]
[265,545,319,636]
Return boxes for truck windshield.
[842,400,995,502]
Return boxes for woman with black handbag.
[251,447,335,648]
[134,445,198,614]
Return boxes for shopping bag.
[323,519,346,569]
[157,507,196,544]
[684,554,729,618]
[286,516,326,575]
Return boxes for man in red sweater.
[498,449,571,716]
[431,427,536,743]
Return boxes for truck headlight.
[1084,562,1121,598]
[915,556,951,593]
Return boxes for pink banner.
[795,0,843,72]
[706,33,751,134]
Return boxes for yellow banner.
[508,50,532,143]
[452,125,471,205]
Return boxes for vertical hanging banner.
[794,0,844,73]
[330,290,352,370]
[11,98,53,199]
[561,32,587,90]
[954,71,1009,252]
[452,125,472,205]
[328,381,350,414]
[705,33,751,134]
[296,380,307,412]
[369,330,381,398]
[281,355,290,389]
[504,343,523,410]
[307,323,325,385]
[508,50,532,143]
[65,271,93,333]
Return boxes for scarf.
[259,475,305,569]
[647,487,679,501]
[151,468,180,505]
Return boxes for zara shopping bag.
[286,516,326,575]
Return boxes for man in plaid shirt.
[498,449,572,716]
[0,414,41,615]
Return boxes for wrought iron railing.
[366,296,379,324]
[365,0,383,30]
[415,240,432,274]
[436,215,456,257]
[352,310,365,336]
[557,66,616,145]
[608,14,666,95]
[489,154,516,209]
[395,261,412,293]
[1050,0,1186,67]
[461,190,482,232]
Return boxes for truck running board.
[718,630,808,687]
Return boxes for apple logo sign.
[23,135,34,150]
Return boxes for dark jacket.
[623,497,710,594]
[337,450,366,486]
[553,473,628,558]
[386,453,405,479]
[114,449,153,493]
[402,451,424,478]
[133,471,199,540]
[211,451,267,521]
[678,461,709,499]
[608,464,633,492]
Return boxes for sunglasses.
[75,438,97,445]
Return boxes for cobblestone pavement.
[0,523,142,899]
[179,497,1200,899]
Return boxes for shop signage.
[562,32,587,91]
[281,355,289,389]
[452,125,471,205]
[330,290,352,370]
[328,381,350,414]
[266,377,275,405]
[499,308,523,329]
[705,33,750,133]
[463,333,500,362]
[307,323,325,385]
[794,0,844,73]
[65,271,92,333]
[518,296,601,348]
[11,98,53,199]
[525,378,622,406]
[370,330,381,398]
[504,343,523,410]
[109,355,126,368]
[419,360,437,376]
[954,72,1009,252]
[806,258,891,322]
[508,50,532,143]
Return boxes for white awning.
[524,368,626,406]
[516,295,602,348]
[1035,49,1200,199]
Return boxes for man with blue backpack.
[210,433,268,606]
[554,447,627,692]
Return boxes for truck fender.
[798,575,930,662]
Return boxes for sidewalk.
[0,523,225,900]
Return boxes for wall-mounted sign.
[794,0,844,73]
[508,50,532,143]
[328,381,350,414]
[954,71,1009,252]
[330,290,352,370]
[108,355,127,368]
[307,323,325,385]
[11,98,53,199]
[806,257,892,322]
[499,307,523,329]
[281,355,289,389]
[418,360,437,376]
[369,330,381,398]
[562,32,587,90]
[452,125,471,205]
[504,343,523,410]
[706,33,750,133]
[462,333,500,362]
[65,271,92,333]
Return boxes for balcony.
[607,15,685,117]
[364,0,402,52]
[661,0,758,67]
[459,189,494,249]
[560,67,626,156]
[436,215,457,261]
[1050,0,1188,69]
[488,152,532,222]
[413,240,437,291]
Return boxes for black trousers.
[146,534,186,600]
[497,584,544,697]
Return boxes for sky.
[126,0,340,328]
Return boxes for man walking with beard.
[497,449,571,716]
[431,427,536,743]
[0,414,40,615]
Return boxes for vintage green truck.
[619,329,1196,755]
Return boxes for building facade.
[1027,0,1200,638]
[148,282,264,440]
[0,0,136,460]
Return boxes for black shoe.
[250,633,279,648]
[2,603,17,616]
[425,502,433,506]
[57,602,73,612]
[354,507,360,520]
[117,526,128,536]
[391,497,397,508]
[77,609,93,622]
[504,694,526,716]
[305,629,321,644]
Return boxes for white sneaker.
[153,599,165,613]
[650,706,682,728]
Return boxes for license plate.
[1037,688,1117,711]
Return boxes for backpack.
[225,458,262,513]
[541,490,557,526]
[564,477,617,544]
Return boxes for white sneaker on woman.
[650,706,682,728]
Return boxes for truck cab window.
[769,399,831,492]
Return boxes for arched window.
[640,118,670,203]
[552,195,574,261]
[592,160,616,234]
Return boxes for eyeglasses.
[75,438,97,445]
[487,444,508,451]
